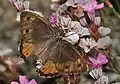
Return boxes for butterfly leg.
[63,74,71,84]
[74,73,79,84]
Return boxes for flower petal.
[19,75,29,84]
[88,56,97,64]
[94,75,108,84]
[8,0,16,4]
[89,67,102,79]
[23,1,30,10]
[97,36,112,49]
[64,32,79,45]
[97,53,108,64]
[80,28,90,37]
[50,3,59,10]
[51,0,60,2]
[49,13,58,24]
[96,3,104,9]
[79,17,87,26]
[14,0,24,11]
[98,26,111,36]
[95,17,101,26]
[71,21,83,34]
[16,12,21,22]
[60,16,71,29]
[11,82,19,84]
[29,79,37,84]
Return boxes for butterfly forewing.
[20,11,55,43]
[20,11,55,58]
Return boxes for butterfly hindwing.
[19,41,35,59]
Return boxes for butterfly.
[19,11,88,77]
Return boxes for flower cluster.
[50,0,111,57]
[8,0,112,60]
[8,0,112,83]
[50,0,111,83]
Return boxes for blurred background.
[0,0,120,84]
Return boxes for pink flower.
[88,53,108,68]
[49,13,58,24]
[82,0,104,14]
[11,75,37,84]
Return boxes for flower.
[97,36,112,49]
[98,26,111,36]
[59,15,88,35]
[74,6,84,18]
[82,0,104,14]
[8,0,30,11]
[65,0,80,7]
[49,13,58,24]
[50,2,60,10]
[65,0,89,7]
[95,17,101,26]
[63,31,79,45]
[60,15,72,29]
[70,21,84,34]
[8,0,30,21]
[51,0,60,2]
[79,17,88,26]
[89,67,102,79]
[79,38,97,53]
[11,75,37,84]
[88,53,108,68]
[81,0,104,21]
[94,75,108,84]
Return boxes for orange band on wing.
[22,42,35,58]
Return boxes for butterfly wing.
[20,11,88,77]
[36,43,88,77]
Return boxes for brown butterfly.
[19,11,88,77]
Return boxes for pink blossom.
[49,13,58,24]
[82,0,104,14]
[88,53,108,68]
[11,75,37,84]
